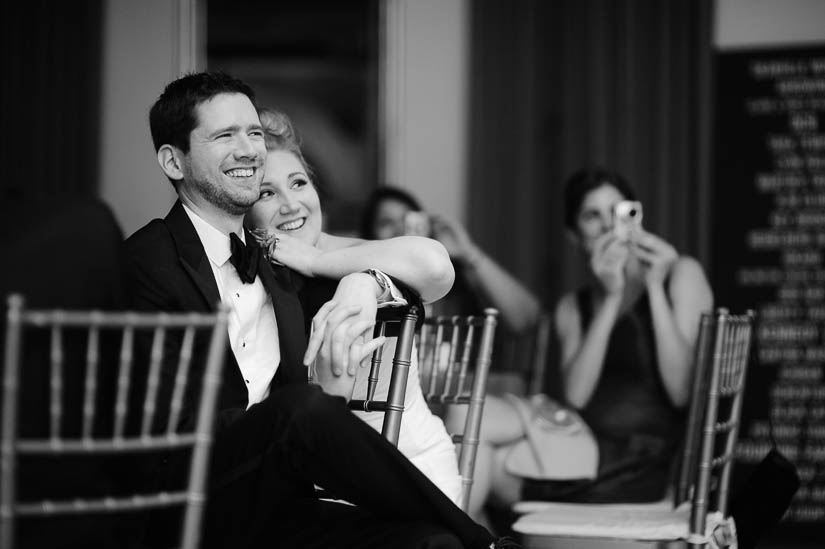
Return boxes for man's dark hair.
[563,168,637,230]
[149,71,257,153]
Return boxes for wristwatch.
[360,268,407,306]
[361,268,392,301]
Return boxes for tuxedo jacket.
[124,200,421,433]
[123,200,310,432]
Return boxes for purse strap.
[503,393,548,476]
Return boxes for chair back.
[347,303,421,446]
[526,311,553,395]
[675,308,755,544]
[484,310,552,397]
[418,308,499,511]
[1,293,228,549]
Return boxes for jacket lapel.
[162,205,307,386]
[252,237,308,385]
[164,201,222,310]
[161,201,251,411]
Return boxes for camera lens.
[628,209,637,217]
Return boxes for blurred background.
[2,1,824,546]
[3,0,823,308]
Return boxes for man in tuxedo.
[123,71,503,548]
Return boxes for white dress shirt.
[183,205,281,407]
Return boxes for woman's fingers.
[331,317,375,376]
[345,321,385,376]
[303,300,342,366]
[352,336,388,371]
[315,304,364,375]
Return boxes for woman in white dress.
[245,107,463,504]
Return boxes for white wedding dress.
[350,339,463,505]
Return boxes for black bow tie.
[229,232,262,284]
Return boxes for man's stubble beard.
[192,171,260,217]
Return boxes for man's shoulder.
[124,218,175,255]
[126,218,166,244]
[121,218,190,308]
[123,218,180,275]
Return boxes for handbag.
[503,393,599,480]
[729,448,800,548]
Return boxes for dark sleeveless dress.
[522,287,685,503]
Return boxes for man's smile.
[225,167,256,178]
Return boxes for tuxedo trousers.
[205,383,494,549]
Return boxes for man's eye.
[250,130,264,138]
[216,133,231,140]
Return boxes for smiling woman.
[244,107,463,503]
[246,107,454,301]
[248,148,323,247]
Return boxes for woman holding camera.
[459,168,713,528]
[531,168,714,501]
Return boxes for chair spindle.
[50,323,64,443]
[82,324,100,440]
[142,325,166,436]
[113,324,134,440]
[168,325,196,435]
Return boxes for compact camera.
[613,200,643,241]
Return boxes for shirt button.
[242,341,246,348]
[245,379,249,384]
[236,292,240,298]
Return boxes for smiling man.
[123,72,504,549]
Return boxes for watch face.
[364,268,393,301]
[370,269,389,288]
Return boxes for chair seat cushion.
[513,502,738,548]
[512,502,692,540]
[512,499,672,516]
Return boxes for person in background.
[123,71,508,549]
[360,187,542,334]
[1,197,127,547]
[456,168,713,526]
[246,106,463,504]
[543,167,713,500]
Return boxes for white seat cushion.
[513,503,691,541]
[513,504,737,549]
[513,499,673,516]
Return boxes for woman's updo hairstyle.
[257,106,314,178]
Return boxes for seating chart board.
[712,46,825,544]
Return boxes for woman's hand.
[429,215,478,263]
[303,273,386,399]
[590,232,629,295]
[631,229,678,288]
[251,229,321,277]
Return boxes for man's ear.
[157,145,184,181]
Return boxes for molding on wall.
[378,0,468,222]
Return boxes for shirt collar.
[181,202,245,267]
